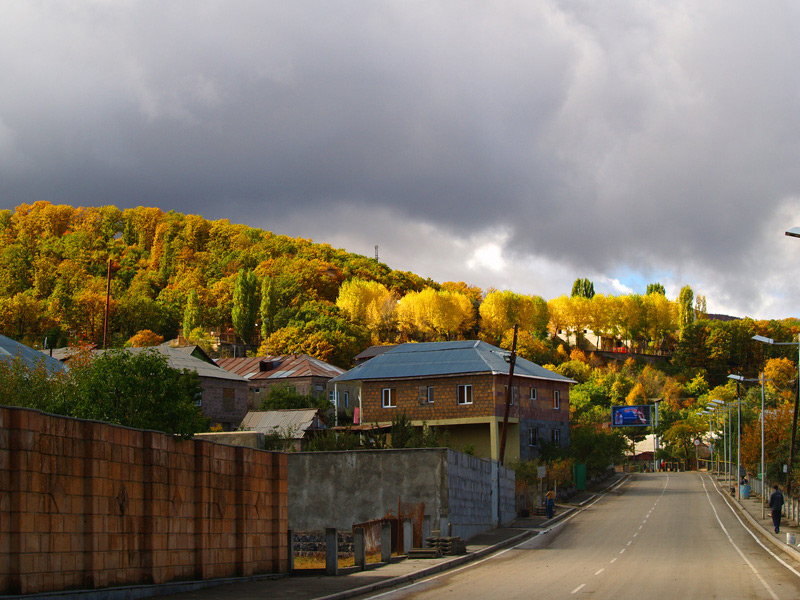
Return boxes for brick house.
[328,341,574,462]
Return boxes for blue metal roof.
[331,340,574,383]
[0,335,66,375]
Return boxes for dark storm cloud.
[2,1,800,316]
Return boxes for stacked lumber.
[408,547,442,559]
[426,536,467,555]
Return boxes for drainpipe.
[334,383,338,428]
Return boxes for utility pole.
[102,257,112,349]
[498,324,518,466]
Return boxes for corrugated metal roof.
[216,354,344,381]
[239,409,323,437]
[115,347,247,382]
[3,335,66,374]
[330,340,575,384]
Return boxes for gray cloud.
[2,1,800,317]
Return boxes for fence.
[0,405,288,596]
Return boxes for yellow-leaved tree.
[481,290,548,344]
[336,279,397,342]
[396,288,474,341]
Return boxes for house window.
[457,385,472,405]
[223,388,236,412]
[529,387,537,401]
[382,388,396,408]
[427,386,435,403]
[344,391,350,408]
[552,429,561,447]
[553,390,561,410]
[504,385,514,405]
[528,427,538,447]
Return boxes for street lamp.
[728,374,748,500]
[707,399,725,475]
[752,333,800,495]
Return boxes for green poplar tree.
[260,276,279,341]
[183,289,201,337]
[232,269,259,346]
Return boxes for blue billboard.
[611,405,652,427]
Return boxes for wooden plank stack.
[426,536,467,555]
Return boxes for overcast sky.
[2,1,800,318]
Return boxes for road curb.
[714,478,800,563]
[311,525,547,600]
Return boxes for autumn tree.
[336,278,397,341]
[482,291,549,343]
[396,288,474,341]
[232,269,259,346]
[646,282,666,296]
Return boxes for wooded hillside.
[1,201,798,381]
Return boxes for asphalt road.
[362,473,800,600]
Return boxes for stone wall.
[446,451,516,540]
[0,406,288,596]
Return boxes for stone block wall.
[446,451,515,540]
[0,406,288,596]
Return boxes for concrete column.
[380,523,392,563]
[422,516,432,545]
[325,528,338,576]
[403,519,413,554]
[287,530,294,572]
[354,527,366,571]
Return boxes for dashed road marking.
[571,584,586,594]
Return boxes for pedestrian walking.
[545,490,556,520]
[769,484,785,534]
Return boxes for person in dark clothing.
[545,490,556,520]
[769,485,785,534]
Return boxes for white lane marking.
[620,548,626,554]
[627,541,632,546]
[364,475,633,599]
[638,525,643,530]
[633,532,638,538]
[595,568,604,575]
[610,557,618,563]
[701,477,779,600]
[706,475,800,579]
[571,584,586,594]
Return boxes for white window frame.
[529,387,537,401]
[553,390,561,410]
[382,388,396,408]
[503,385,514,405]
[552,428,561,447]
[457,384,473,405]
[528,427,537,447]
[427,386,435,403]
[344,391,350,408]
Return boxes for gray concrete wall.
[445,451,515,540]
[287,448,449,531]
[287,448,516,543]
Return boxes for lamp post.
[727,375,746,500]
[753,333,800,495]
[707,399,725,475]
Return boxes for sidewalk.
[712,474,800,562]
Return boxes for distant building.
[216,354,349,411]
[329,340,574,462]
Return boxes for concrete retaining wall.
[0,406,288,596]
[287,448,514,542]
